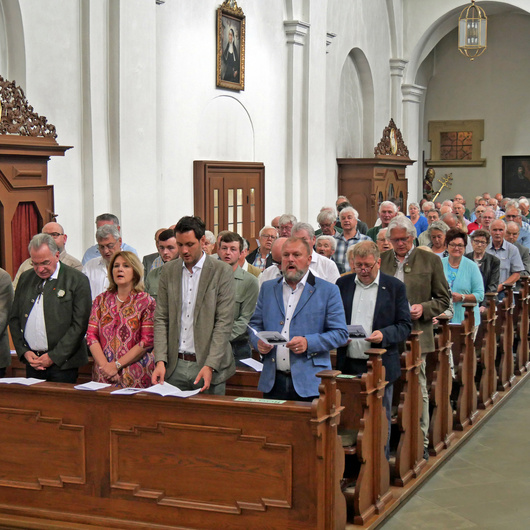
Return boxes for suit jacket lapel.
[343,275,356,324]
[273,278,285,317]
[194,257,212,318]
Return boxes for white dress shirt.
[83,257,109,300]
[276,270,309,372]
[25,262,61,351]
[347,272,379,359]
[259,263,282,287]
[179,252,206,354]
[310,251,340,283]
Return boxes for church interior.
[1,0,530,528]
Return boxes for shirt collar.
[355,270,380,289]
[393,246,414,263]
[182,252,206,274]
[489,240,506,252]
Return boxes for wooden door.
[194,161,265,250]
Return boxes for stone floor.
[380,377,530,529]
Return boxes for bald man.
[259,237,288,287]
[13,222,82,289]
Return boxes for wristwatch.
[115,360,122,371]
[461,293,465,302]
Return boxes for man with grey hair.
[503,203,530,248]
[367,201,398,241]
[292,222,340,283]
[278,214,297,238]
[333,206,371,273]
[246,225,277,271]
[82,213,138,265]
[9,234,91,383]
[518,197,530,221]
[337,240,411,459]
[13,221,83,289]
[83,224,122,299]
[421,201,435,216]
[315,208,342,237]
[380,216,450,460]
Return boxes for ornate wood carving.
[0,75,57,138]
[374,119,409,158]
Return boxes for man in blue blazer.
[249,237,348,401]
[336,241,412,457]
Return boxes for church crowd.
[0,190,528,461]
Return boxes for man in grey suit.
[0,267,14,378]
[9,234,92,383]
[152,216,236,394]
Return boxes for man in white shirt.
[152,216,235,394]
[292,222,341,283]
[83,224,122,299]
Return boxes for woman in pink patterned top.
[86,251,156,388]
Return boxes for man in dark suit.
[249,237,348,401]
[246,225,276,272]
[0,267,14,378]
[336,241,412,458]
[152,216,236,394]
[9,234,92,383]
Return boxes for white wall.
[422,13,530,205]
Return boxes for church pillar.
[402,83,426,205]
[389,59,408,127]
[283,20,310,218]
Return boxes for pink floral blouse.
[86,290,156,388]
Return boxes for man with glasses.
[82,224,122,299]
[486,219,524,293]
[315,208,342,237]
[246,225,277,272]
[380,216,450,460]
[467,204,486,235]
[503,204,530,248]
[466,230,500,310]
[12,222,83,289]
[336,241,411,459]
[9,234,91,383]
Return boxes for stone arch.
[337,47,375,158]
[0,0,26,88]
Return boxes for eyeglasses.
[390,237,411,244]
[504,214,518,219]
[472,240,487,245]
[353,263,377,273]
[448,243,465,249]
[261,234,277,239]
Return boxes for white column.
[284,20,310,217]
[389,58,408,127]
[402,83,426,205]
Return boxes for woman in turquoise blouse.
[441,229,484,332]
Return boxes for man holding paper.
[249,237,348,401]
[336,241,412,458]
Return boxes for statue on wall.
[423,168,435,200]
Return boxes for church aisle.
[380,378,530,529]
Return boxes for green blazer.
[380,248,451,354]
[153,255,236,384]
[0,268,14,369]
[9,263,92,370]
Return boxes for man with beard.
[249,237,348,401]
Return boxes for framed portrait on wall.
[216,0,245,91]
[502,155,530,197]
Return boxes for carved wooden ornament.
[0,75,57,138]
[374,119,409,158]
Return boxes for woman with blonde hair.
[86,251,156,388]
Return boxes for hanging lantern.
[458,0,487,60]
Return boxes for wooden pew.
[496,283,515,390]
[337,349,392,525]
[449,304,479,430]
[513,276,530,375]
[477,293,499,409]
[0,371,346,530]
[428,316,455,456]
[393,331,426,486]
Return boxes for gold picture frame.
[216,0,245,91]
